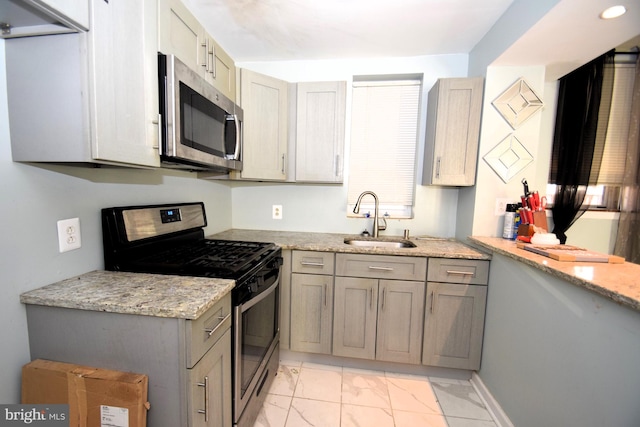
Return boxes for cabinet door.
[333,277,377,360]
[158,0,203,75]
[423,282,487,370]
[422,78,483,186]
[201,33,237,102]
[291,274,334,354]
[89,0,160,167]
[238,69,289,180]
[376,280,425,364]
[295,81,346,182]
[189,329,232,427]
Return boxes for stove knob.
[248,279,259,293]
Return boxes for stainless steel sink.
[344,237,416,248]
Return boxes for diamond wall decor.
[492,78,543,129]
[483,134,533,183]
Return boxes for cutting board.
[516,242,625,263]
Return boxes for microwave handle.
[228,114,240,160]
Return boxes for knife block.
[533,211,548,231]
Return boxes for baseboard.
[470,372,514,427]
[280,349,473,381]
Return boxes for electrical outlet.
[272,205,283,220]
[494,198,510,216]
[57,218,81,253]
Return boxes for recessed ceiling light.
[600,5,627,19]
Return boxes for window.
[548,55,637,210]
[347,77,422,218]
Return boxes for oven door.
[233,270,279,423]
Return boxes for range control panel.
[160,208,182,223]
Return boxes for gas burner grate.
[135,239,276,277]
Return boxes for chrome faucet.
[353,191,387,238]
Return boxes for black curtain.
[549,50,615,244]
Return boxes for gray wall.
[479,253,640,426]
[0,39,234,402]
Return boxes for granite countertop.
[20,231,487,319]
[469,236,640,312]
[209,229,491,260]
[20,270,235,319]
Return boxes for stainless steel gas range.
[102,202,281,427]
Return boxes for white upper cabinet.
[158,0,236,101]
[295,81,346,183]
[201,31,236,102]
[158,0,201,72]
[0,0,89,38]
[233,71,347,182]
[422,77,484,186]
[89,0,160,167]
[6,0,160,168]
[237,69,290,181]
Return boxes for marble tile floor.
[253,360,498,427]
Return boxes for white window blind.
[597,62,636,184]
[347,79,421,218]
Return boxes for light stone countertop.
[469,236,640,312]
[20,270,235,319]
[209,229,491,260]
[19,231,489,319]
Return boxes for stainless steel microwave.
[158,53,242,172]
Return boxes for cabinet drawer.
[427,258,489,285]
[336,254,427,281]
[186,292,232,368]
[292,251,335,275]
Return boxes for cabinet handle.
[368,266,394,272]
[446,270,474,276]
[436,157,441,179]
[324,283,327,307]
[209,41,216,77]
[281,154,286,175]
[153,113,161,150]
[200,40,208,69]
[430,291,434,313]
[204,313,230,337]
[197,376,209,422]
[369,287,373,309]
[300,261,324,267]
[381,287,386,311]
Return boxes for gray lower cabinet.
[287,253,490,371]
[291,273,334,354]
[189,329,232,427]
[333,254,427,364]
[333,277,377,360]
[24,293,232,427]
[423,258,489,370]
[376,279,425,364]
[290,251,335,354]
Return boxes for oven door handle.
[240,275,280,313]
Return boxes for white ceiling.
[492,0,640,79]
[182,0,514,62]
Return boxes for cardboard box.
[22,359,149,427]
